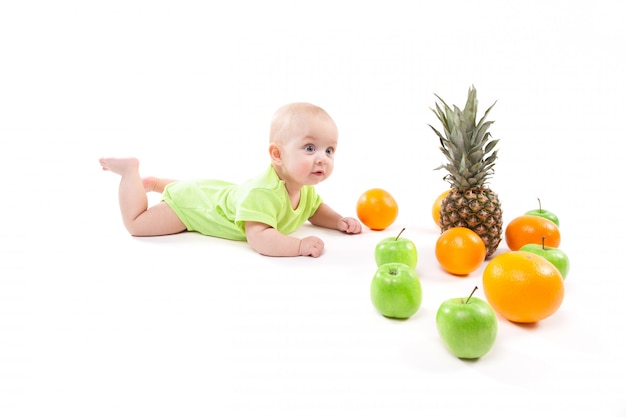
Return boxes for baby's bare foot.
[99,157,139,175]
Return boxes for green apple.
[525,198,559,226]
[436,287,498,359]
[520,239,570,279]
[370,262,422,319]
[374,227,418,269]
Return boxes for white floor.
[1,1,625,416]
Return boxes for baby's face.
[278,113,338,186]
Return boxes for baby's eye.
[326,147,334,155]
[305,144,316,152]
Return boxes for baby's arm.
[245,221,324,257]
[308,203,362,234]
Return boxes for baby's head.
[268,102,339,185]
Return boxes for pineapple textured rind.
[429,86,503,258]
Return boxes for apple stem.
[466,286,478,304]
[395,227,406,241]
[542,235,546,250]
[537,197,543,213]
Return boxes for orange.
[505,214,561,251]
[435,227,487,275]
[356,188,398,230]
[483,251,565,323]
[431,190,450,227]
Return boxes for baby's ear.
[269,143,282,163]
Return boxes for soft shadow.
[381,315,411,322]
[509,321,540,330]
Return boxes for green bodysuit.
[161,165,323,241]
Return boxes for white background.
[1,1,624,416]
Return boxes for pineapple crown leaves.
[428,85,499,189]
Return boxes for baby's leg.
[142,176,178,193]
[127,201,187,236]
[100,158,186,236]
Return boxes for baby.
[99,102,362,257]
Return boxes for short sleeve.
[234,188,285,233]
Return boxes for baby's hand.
[299,236,325,258]
[338,217,362,234]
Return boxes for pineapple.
[429,85,503,258]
